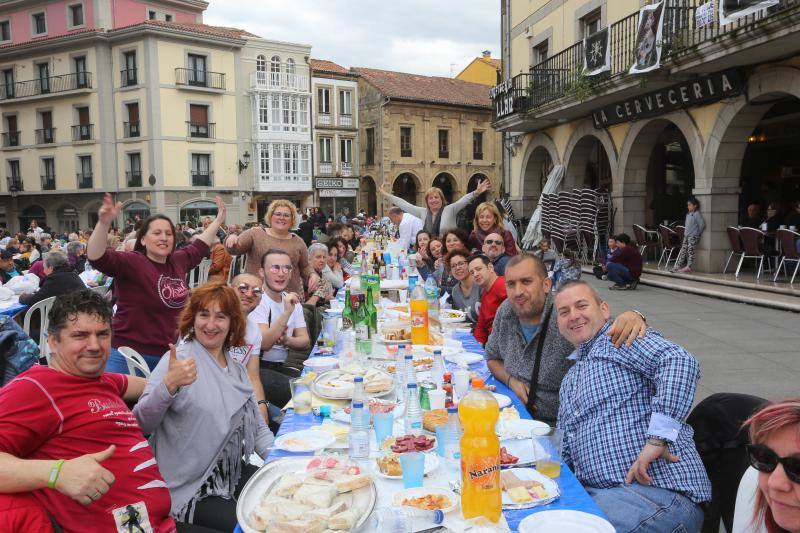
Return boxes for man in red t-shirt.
[469,254,508,345]
[0,290,177,533]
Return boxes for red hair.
[745,399,800,533]
[178,281,246,350]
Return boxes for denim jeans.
[606,262,633,285]
[586,483,704,533]
[106,348,162,376]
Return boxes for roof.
[0,27,101,51]
[352,67,491,109]
[455,56,502,80]
[310,59,351,76]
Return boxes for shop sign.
[490,77,515,119]
[592,69,744,128]
[315,178,359,189]
[319,189,357,197]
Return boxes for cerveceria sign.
[592,69,744,128]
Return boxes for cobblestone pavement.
[587,278,800,404]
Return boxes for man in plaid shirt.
[554,280,711,532]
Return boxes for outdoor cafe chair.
[22,296,56,365]
[773,228,800,284]
[118,346,151,378]
[723,227,744,274]
[633,224,659,262]
[657,225,679,268]
[737,227,768,279]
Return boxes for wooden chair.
[22,296,56,364]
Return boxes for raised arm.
[447,177,492,214]
[87,193,122,261]
[379,182,427,220]
[194,196,226,247]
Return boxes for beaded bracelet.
[47,459,65,489]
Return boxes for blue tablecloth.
[0,302,27,317]
[265,331,606,532]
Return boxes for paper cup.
[428,389,446,410]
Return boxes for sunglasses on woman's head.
[236,283,263,296]
[746,443,800,483]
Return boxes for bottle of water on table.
[348,402,369,459]
[404,383,422,435]
[395,344,407,404]
[431,349,445,389]
[352,376,370,428]
[370,506,444,532]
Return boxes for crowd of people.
[0,184,797,533]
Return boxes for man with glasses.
[553,280,710,532]
[468,253,507,345]
[482,231,511,276]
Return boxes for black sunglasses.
[485,239,503,245]
[746,443,800,483]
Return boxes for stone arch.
[391,171,422,206]
[520,132,559,200]
[562,119,618,191]
[360,175,377,216]
[432,172,457,202]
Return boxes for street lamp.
[238,151,251,173]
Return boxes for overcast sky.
[204,0,500,77]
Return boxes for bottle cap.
[398,344,406,349]
[352,402,363,409]
[443,372,452,381]
[354,376,364,382]
[405,354,413,360]
[433,349,442,355]
[407,383,417,389]
[447,406,458,414]
[432,510,444,524]
[471,378,485,389]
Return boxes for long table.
[264,331,605,532]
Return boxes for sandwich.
[334,473,372,493]
[293,482,338,508]
[328,508,359,530]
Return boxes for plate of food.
[313,368,394,400]
[518,510,615,533]
[237,456,376,533]
[411,345,460,358]
[392,486,459,513]
[330,398,405,424]
[444,351,484,366]
[500,442,535,469]
[493,392,513,409]
[439,309,467,323]
[379,323,412,344]
[497,419,551,440]
[500,468,560,510]
[382,434,437,454]
[373,452,440,479]
[383,356,434,374]
[422,409,449,433]
[273,429,336,453]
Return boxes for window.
[259,143,269,176]
[74,56,88,88]
[188,104,210,137]
[473,131,484,160]
[127,153,142,186]
[75,106,91,140]
[256,55,266,72]
[32,12,46,35]
[125,102,140,137]
[8,160,21,183]
[438,130,449,158]
[340,138,352,164]
[69,4,84,27]
[187,54,207,86]
[270,56,280,85]
[318,88,330,115]
[534,41,549,64]
[319,138,332,163]
[2,68,14,99]
[122,51,137,86]
[148,10,157,20]
[37,62,50,93]
[339,90,352,116]
[400,127,412,157]
[37,111,54,144]
[366,128,375,166]
[4,115,18,146]
[191,154,211,186]
[0,20,10,42]
[41,157,56,190]
[164,14,172,22]
[581,9,601,39]
[78,155,92,188]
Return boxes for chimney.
[482,50,491,58]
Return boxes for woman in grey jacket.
[379,178,492,235]
[672,196,705,273]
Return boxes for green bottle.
[354,294,372,356]
[341,287,353,330]
[366,285,378,334]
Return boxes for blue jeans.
[106,348,162,376]
[586,483,704,533]
[606,262,633,285]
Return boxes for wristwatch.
[646,437,667,447]
[632,309,647,325]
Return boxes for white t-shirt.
[249,294,306,363]
[230,316,262,367]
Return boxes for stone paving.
[587,277,800,404]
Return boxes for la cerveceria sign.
[592,69,745,128]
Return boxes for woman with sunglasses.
[468,201,518,256]
[445,248,481,323]
[744,400,800,532]
[225,199,318,298]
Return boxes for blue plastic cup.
[435,426,447,457]
[374,412,394,447]
[399,452,425,488]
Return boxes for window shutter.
[190,104,208,124]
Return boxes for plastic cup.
[453,369,470,399]
[374,412,394,447]
[435,426,447,457]
[398,289,408,304]
[399,452,425,488]
[428,389,446,410]
[532,426,563,479]
[289,378,312,415]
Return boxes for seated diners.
[554,280,711,532]
[744,399,800,533]
[306,243,335,307]
[19,251,85,306]
[445,249,481,323]
[481,231,511,276]
[133,282,273,531]
[468,254,507,346]
[0,290,176,532]
[324,241,344,289]
[469,201,518,256]
[535,238,558,271]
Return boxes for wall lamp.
[238,151,251,173]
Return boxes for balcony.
[192,172,213,187]
[250,71,309,92]
[77,172,93,189]
[126,170,142,187]
[71,124,93,142]
[41,175,56,191]
[319,162,333,175]
[121,68,138,87]
[493,0,800,129]
[124,121,140,138]
[35,128,55,144]
[0,72,92,101]
[175,68,226,90]
[255,173,313,192]
[339,114,353,127]
[2,131,20,147]
[6,176,22,192]
[340,162,352,177]
[187,121,215,139]
[318,113,332,126]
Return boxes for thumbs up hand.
[164,343,197,395]
[56,445,117,505]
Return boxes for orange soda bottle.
[409,283,429,345]
[459,378,501,522]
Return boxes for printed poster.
[719,0,779,25]
[584,27,611,76]
[629,1,666,75]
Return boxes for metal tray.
[312,368,394,400]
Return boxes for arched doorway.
[392,173,419,206]
[432,173,456,203]
[180,200,217,225]
[644,124,695,226]
[360,176,377,216]
[123,201,151,225]
[19,205,46,232]
[57,205,80,233]
[565,136,612,191]
[523,146,553,201]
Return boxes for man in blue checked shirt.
[554,280,711,533]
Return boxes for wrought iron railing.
[2,131,20,147]
[0,72,92,100]
[121,68,138,87]
[72,124,93,141]
[187,121,215,138]
[175,68,226,90]
[35,128,55,144]
[494,0,800,120]
[7,177,22,192]
[126,170,142,187]
[41,175,56,190]
[192,172,212,187]
[77,172,93,189]
[124,121,140,138]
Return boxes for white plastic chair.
[732,466,766,533]
[197,258,212,285]
[226,254,247,285]
[117,346,151,378]
[22,296,56,364]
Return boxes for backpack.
[0,316,40,387]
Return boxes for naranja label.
[411,311,428,328]
[462,456,500,487]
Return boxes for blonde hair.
[473,201,502,233]
[424,187,446,208]
[264,199,297,228]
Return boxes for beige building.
[354,67,501,217]
[494,0,800,273]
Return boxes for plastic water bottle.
[404,383,423,434]
[348,402,369,459]
[352,376,370,427]
[443,406,462,465]
[395,344,407,405]
[432,349,445,389]
[370,506,444,532]
[404,354,417,395]
[424,276,439,327]
[408,274,419,294]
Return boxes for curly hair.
[177,281,246,350]
[264,199,298,228]
[48,290,112,338]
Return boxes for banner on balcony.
[695,2,715,28]
[629,1,665,75]
[583,27,611,76]
[719,0,779,25]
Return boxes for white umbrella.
[522,165,564,249]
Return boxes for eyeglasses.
[272,212,292,219]
[451,261,468,269]
[746,443,800,484]
[237,283,263,296]
[485,239,503,245]
[268,264,294,274]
